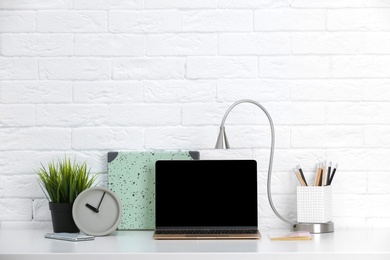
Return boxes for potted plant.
[36,156,98,233]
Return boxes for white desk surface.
[1,228,390,260]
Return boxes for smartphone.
[44,232,95,242]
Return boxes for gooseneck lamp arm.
[215,99,295,226]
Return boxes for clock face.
[72,187,122,236]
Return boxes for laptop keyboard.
[155,230,258,235]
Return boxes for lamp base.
[292,222,334,234]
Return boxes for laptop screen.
[155,160,258,229]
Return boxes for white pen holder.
[297,186,332,224]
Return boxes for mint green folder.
[107,151,199,230]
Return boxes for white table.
[1,229,390,260]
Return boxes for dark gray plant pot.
[49,202,79,233]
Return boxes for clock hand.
[85,203,99,213]
[85,192,106,213]
[96,192,106,211]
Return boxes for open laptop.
[153,160,261,240]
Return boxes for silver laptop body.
[153,160,261,240]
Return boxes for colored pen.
[327,162,332,186]
[329,163,338,185]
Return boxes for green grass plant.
[36,156,98,203]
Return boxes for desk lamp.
[215,99,334,233]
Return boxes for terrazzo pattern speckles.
[108,151,199,230]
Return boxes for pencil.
[322,161,327,186]
[293,168,306,186]
[297,165,308,186]
[314,163,321,186]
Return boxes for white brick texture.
[182,10,253,32]
[113,58,185,79]
[108,11,181,33]
[37,11,107,33]
[187,57,258,79]
[1,2,390,230]
[74,34,145,56]
[0,11,35,32]
[39,58,111,80]
[147,34,217,56]
[254,9,326,31]
[2,34,74,56]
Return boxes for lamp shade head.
[215,127,230,149]
[213,99,293,226]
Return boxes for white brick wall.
[1,1,390,231]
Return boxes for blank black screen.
[155,160,258,228]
